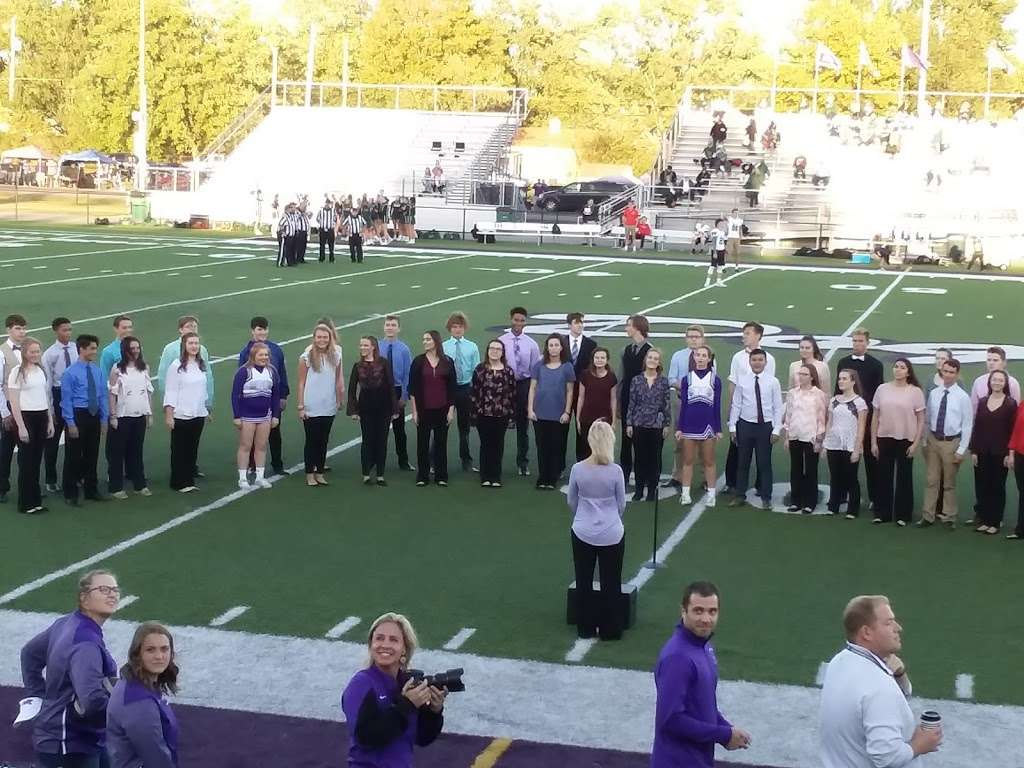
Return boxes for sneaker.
[896,520,907,527]
[787,505,800,513]
[492,481,502,488]
[111,491,129,500]
[481,481,492,487]
[705,490,716,507]
[437,480,448,487]
[256,478,273,489]
[45,483,59,494]
[376,478,387,487]
[238,479,251,490]
[680,488,692,506]
[845,513,857,520]
[915,519,933,528]
[179,486,197,494]
[872,517,883,524]
[518,466,530,477]
[399,463,415,472]
[136,488,152,497]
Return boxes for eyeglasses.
[87,585,121,596]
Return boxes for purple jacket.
[341,665,443,768]
[651,623,732,768]
[230,364,282,420]
[107,678,179,768]
[20,611,118,756]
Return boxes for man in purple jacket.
[20,569,120,768]
[651,581,751,768]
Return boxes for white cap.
[13,696,42,727]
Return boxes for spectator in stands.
[528,334,575,490]
[423,166,434,194]
[728,349,783,509]
[627,348,672,503]
[711,116,727,145]
[42,317,76,495]
[970,347,1021,407]
[471,339,517,487]
[966,244,986,271]
[567,420,626,640]
[673,345,721,507]
[969,370,1016,535]
[442,312,480,472]
[870,359,925,526]
[793,155,807,180]
[761,122,780,151]
[107,622,180,768]
[576,348,617,462]
[297,323,344,487]
[691,222,710,255]
[714,143,730,178]
[348,336,399,486]
[499,307,541,476]
[409,331,456,488]
[744,118,757,151]
[694,167,711,200]
[811,158,831,188]
[231,342,282,491]
[107,337,152,501]
[788,336,830,393]
[581,198,596,224]
[432,161,446,194]
[163,333,210,493]
[622,200,640,252]
[743,165,763,207]
[8,337,53,514]
[824,369,868,518]
[783,363,828,513]
[637,216,652,249]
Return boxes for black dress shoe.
[399,463,415,472]
[65,497,81,507]
[272,465,286,476]
[85,494,109,502]
[632,490,644,502]
[661,479,682,489]
[0,491,7,503]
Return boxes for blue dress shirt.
[60,361,110,425]
[378,338,412,400]
[442,336,480,386]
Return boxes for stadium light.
[133,0,148,191]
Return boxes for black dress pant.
[619,406,635,485]
[477,415,508,483]
[0,418,15,494]
[575,419,592,462]
[827,449,861,516]
[348,233,364,263]
[296,231,308,262]
[975,451,1009,528]
[391,386,409,467]
[875,437,913,523]
[1013,454,1024,536]
[303,415,334,473]
[789,440,819,509]
[44,386,66,486]
[17,410,48,511]
[513,378,531,470]
[454,384,473,464]
[64,409,102,500]
[278,235,295,267]
[318,229,336,262]
[169,417,205,490]
[571,530,625,640]
[416,408,449,483]
[736,420,773,500]
[861,412,880,507]
[107,415,147,493]
[632,426,664,498]
[359,409,390,477]
[534,419,566,486]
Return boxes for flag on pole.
[901,45,928,71]
[816,42,842,72]
[858,41,880,77]
[987,45,1015,74]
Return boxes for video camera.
[406,668,465,693]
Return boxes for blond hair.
[587,420,615,465]
[843,595,889,641]
[365,612,419,669]
[307,324,339,373]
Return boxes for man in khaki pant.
[919,359,973,530]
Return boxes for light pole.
[133,0,148,191]
[917,0,931,117]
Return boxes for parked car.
[535,179,633,213]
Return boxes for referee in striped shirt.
[316,199,338,263]
[294,203,310,263]
[342,205,367,264]
[277,203,298,267]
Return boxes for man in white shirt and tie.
[41,317,78,494]
[725,322,777,496]
[0,313,28,504]
[819,595,942,768]
[728,349,782,509]
[920,358,973,530]
[562,312,595,461]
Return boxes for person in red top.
[637,217,653,250]
[1006,397,1024,539]
[622,201,640,252]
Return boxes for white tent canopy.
[0,145,51,161]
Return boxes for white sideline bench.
[475,221,695,250]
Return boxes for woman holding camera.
[341,613,446,768]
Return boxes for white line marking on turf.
[117,595,139,610]
[210,605,250,627]
[32,265,48,270]
[443,627,477,651]
[325,616,362,639]
[66,267,80,271]
[824,268,910,364]
[565,638,597,662]
[816,661,828,686]
[0,243,169,263]
[2,260,616,603]
[956,673,975,699]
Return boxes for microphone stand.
[644,429,665,570]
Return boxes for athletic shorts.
[712,250,726,267]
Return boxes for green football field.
[1,223,1022,709]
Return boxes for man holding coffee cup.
[818,595,943,767]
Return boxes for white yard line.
[815,661,829,686]
[0,260,615,605]
[0,243,169,263]
[823,268,910,363]
[209,605,250,627]
[325,616,362,640]
[116,594,139,610]
[956,673,975,700]
[0,256,261,292]
[2,608,1018,767]
[442,627,477,651]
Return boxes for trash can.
[496,206,516,223]
[129,193,150,224]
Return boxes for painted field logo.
[507,314,1024,365]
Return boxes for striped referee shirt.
[316,206,337,230]
[278,213,296,237]
[342,213,367,234]
[293,210,309,232]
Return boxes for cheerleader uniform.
[676,368,722,439]
[231,365,282,425]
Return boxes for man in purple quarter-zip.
[651,581,751,768]
[20,569,120,768]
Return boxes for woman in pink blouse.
[783,363,828,513]
[787,335,830,394]
[870,358,926,526]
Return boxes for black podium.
[565,581,638,629]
